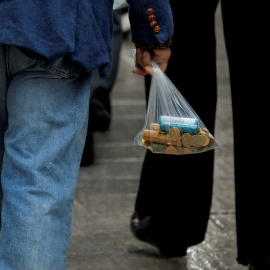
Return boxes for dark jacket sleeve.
[126,0,174,49]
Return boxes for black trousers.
[87,9,123,133]
[134,0,269,266]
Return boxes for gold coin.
[165,146,177,154]
[190,135,198,146]
[190,135,203,147]
[182,133,192,147]
[150,123,160,132]
[202,127,210,134]
[201,134,210,146]
[197,128,215,147]
[176,147,184,155]
[199,130,207,136]
[169,127,181,141]
[190,135,209,147]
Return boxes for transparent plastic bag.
[130,49,220,155]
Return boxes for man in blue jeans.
[0,1,173,269]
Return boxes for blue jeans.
[0,46,91,269]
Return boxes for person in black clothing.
[131,1,269,269]
[81,8,124,166]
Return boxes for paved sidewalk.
[66,4,246,270]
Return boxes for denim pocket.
[40,56,81,79]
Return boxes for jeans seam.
[40,63,81,79]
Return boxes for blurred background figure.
[80,1,129,166]
[130,1,269,270]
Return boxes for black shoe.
[249,263,270,270]
[130,212,187,258]
[249,257,270,270]
[80,132,94,167]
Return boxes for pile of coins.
[141,123,215,154]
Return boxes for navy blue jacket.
[0,0,173,78]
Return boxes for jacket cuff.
[133,38,172,50]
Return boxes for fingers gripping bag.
[130,49,220,155]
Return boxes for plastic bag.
[130,49,220,155]
[113,0,128,10]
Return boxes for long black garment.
[134,0,269,266]
[221,1,270,266]
[135,0,218,254]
